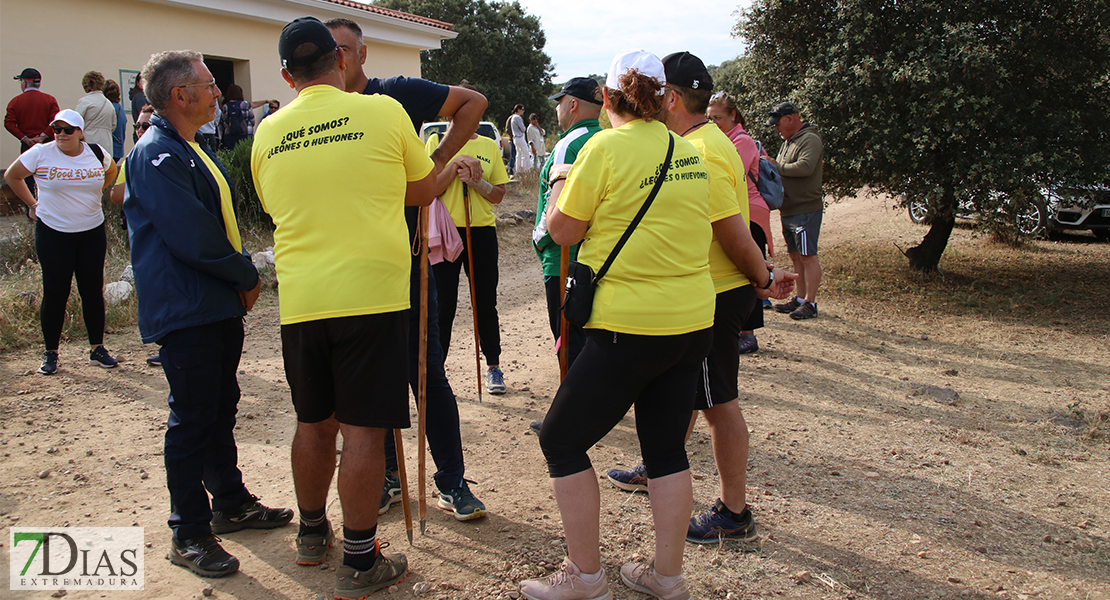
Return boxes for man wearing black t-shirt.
[325,18,490,524]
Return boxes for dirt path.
[2,190,1108,600]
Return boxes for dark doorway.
[205,58,235,97]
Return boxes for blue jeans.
[384,262,466,492]
[160,318,253,540]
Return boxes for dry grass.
[821,224,1110,338]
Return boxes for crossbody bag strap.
[593,132,675,283]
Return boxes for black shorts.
[281,311,410,428]
[694,285,757,410]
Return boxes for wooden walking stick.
[417,205,429,535]
[462,183,483,403]
[392,429,414,544]
[558,244,570,380]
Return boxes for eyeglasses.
[175,79,218,93]
[52,125,77,135]
[136,121,152,131]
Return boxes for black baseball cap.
[549,77,602,105]
[661,51,712,90]
[767,102,798,126]
[278,17,338,69]
[14,68,41,81]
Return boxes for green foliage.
[736,0,1110,242]
[708,56,782,155]
[375,0,556,130]
[215,139,272,231]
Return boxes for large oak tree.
[736,0,1110,270]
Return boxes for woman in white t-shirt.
[4,109,119,375]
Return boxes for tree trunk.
[905,214,955,272]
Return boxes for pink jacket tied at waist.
[428,197,463,264]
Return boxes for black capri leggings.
[539,327,713,479]
[431,225,501,365]
[35,219,107,350]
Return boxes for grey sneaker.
[789,301,818,320]
[295,521,334,566]
[437,480,487,521]
[619,560,690,600]
[486,367,507,394]
[774,297,803,314]
[379,471,402,515]
[334,542,407,599]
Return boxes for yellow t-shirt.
[251,84,434,325]
[557,119,714,335]
[115,159,126,185]
[684,124,750,293]
[426,134,510,228]
[189,142,242,252]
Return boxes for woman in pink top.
[708,91,773,353]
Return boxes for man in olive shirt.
[767,102,824,320]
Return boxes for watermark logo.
[10,527,144,590]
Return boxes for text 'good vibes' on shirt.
[426,134,510,228]
[18,141,110,233]
[557,119,715,336]
[251,84,434,325]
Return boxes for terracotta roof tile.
[318,0,454,31]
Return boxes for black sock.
[298,506,327,537]
[342,525,378,571]
[718,499,749,522]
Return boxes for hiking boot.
[211,495,293,534]
[686,499,758,544]
[529,419,544,434]
[789,301,818,320]
[774,297,802,313]
[379,471,402,515]
[39,351,58,375]
[606,463,648,493]
[619,560,690,600]
[737,333,759,354]
[334,542,407,599]
[437,480,487,521]
[520,558,610,600]
[486,367,507,395]
[170,534,240,578]
[295,520,334,566]
[89,345,119,368]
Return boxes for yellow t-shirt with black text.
[557,119,714,335]
[684,124,750,294]
[251,84,434,325]
[426,134,510,228]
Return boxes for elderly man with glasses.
[123,50,292,580]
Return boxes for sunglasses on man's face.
[52,125,77,135]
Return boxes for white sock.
[652,569,681,588]
[578,568,603,584]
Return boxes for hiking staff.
[393,429,414,544]
[417,204,429,535]
[559,244,570,380]
[462,183,483,403]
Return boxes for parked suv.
[907,186,1110,239]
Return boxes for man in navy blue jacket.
[124,50,292,579]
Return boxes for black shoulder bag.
[563,133,675,328]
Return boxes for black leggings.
[35,219,107,350]
[539,327,713,479]
[431,226,501,365]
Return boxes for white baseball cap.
[606,49,666,95]
[51,109,85,129]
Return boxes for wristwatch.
[762,268,774,290]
